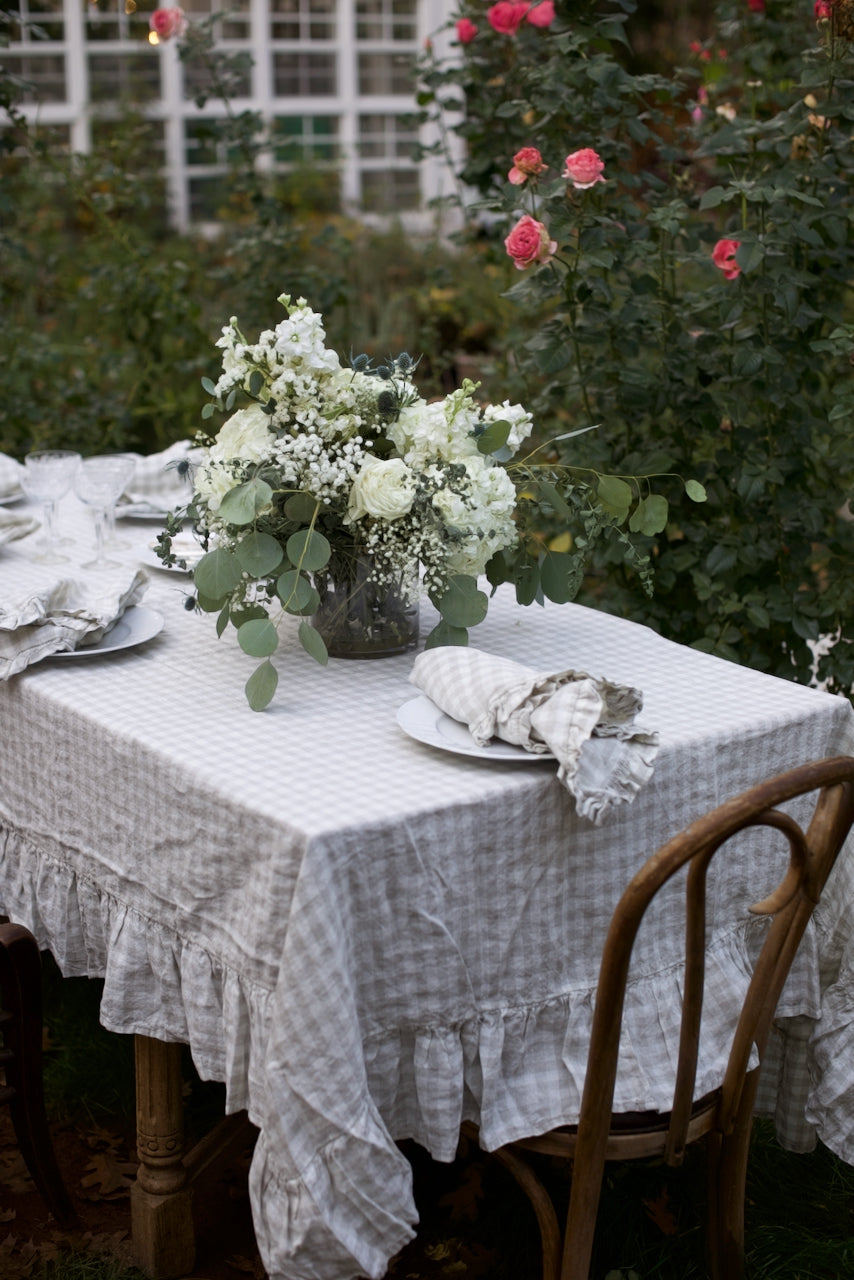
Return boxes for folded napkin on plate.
[0,453,23,499]
[0,510,39,547]
[116,440,203,516]
[410,647,660,824]
[0,568,149,678]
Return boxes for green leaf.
[298,621,329,665]
[284,492,321,523]
[514,557,540,607]
[235,530,284,577]
[237,617,279,657]
[201,376,218,395]
[540,551,576,604]
[276,568,315,612]
[245,660,278,712]
[201,402,215,420]
[629,494,669,536]
[436,575,488,628]
[699,186,728,210]
[218,478,273,526]
[685,479,707,502]
[476,420,512,455]
[736,242,764,273]
[193,548,243,599]
[215,604,230,637]
[248,370,265,398]
[196,591,226,613]
[425,620,469,649]
[286,528,331,572]
[597,475,633,521]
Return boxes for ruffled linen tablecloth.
[2,503,854,1280]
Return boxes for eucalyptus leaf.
[425,620,469,649]
[284,492,321,523]
[514,558,540,607]
[218,478,273,526]
[436,576,488,628]
[215,604,230,637]
[286,528,331,572]
[236,530,284,577]
[685,479,708,503]
[540,551,577,605]
[245,660,278,712]
[248,369,265,398]
[597,475,633,521]
[298,621,329,665]
[476,420,511,455]
[237,617,279,657]
[193,548,243,599]
[277,568,314,612]
[629,494,669,536]
[201,376,218,395]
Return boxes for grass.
[31,963,854,1279]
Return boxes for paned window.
[360,168,419,212]
[357,52,414,95]
[8,0,64,44]
[357,113,417,158]
[182,51,253,101]
[355,0,417,42]
[88,53,161,102]
[4,53,67,102]
[273,115,339,162]
[270,0,336,42]
[273,52,336,96]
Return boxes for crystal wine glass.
[97,454,137,551]
[74,457,130,571]
[20,450,82,564]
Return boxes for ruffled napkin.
[0,510,39,547]
[0,452,23,500]
[0,568,150,678]
[116,440,202,516]
[410,647,660,824]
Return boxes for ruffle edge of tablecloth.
[0,823,822,1280]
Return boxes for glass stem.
[42,500,58,546]
[93,508,106,564]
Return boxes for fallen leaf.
[79,1153,138,1200]
[642,1187,678,1235]
[0,1150,34,1196]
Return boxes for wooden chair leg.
[491,1145,562,1280]
[0,925,79,1228]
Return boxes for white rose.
[347,457,416,522]
[210,403,275,465]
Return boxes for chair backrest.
[569,756,854,1229]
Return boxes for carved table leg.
[131,1035,196,1278]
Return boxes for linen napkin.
[116,439,202,516]
[0,511,40,547]
[0,568,150,678]
[0,453,23,499]
[409,647,660,824]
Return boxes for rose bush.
[418,0,854,697]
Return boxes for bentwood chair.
[0,922,79,1228]
[477,756,854,1280]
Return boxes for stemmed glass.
[97,454,137,551]
[20,450,82,564]
[74,457,130,571]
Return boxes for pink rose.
[504,215,557,271]
[815,0,834,16]
[508,146,548,185]
[487,2,530,35]
[149,7,187,40]
[526,0,555,27]
[747,0,765,11]
[455,17,479,43]
[712,238,741,280]
[562,147,605,190]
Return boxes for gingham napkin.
[0,568,150,678]
[0,453,23,499]
[410,647,660,823]
[116,440,202,516]
[0,511,39,547]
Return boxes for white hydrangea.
[431,456,518,577]
[389,399,481,468]
[482,400,534,454]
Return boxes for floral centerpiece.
[159,293,677,710]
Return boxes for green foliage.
[418,0,854,697]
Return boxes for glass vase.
[312,547,419,659]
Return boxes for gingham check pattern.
[410,647,659,824]
[115,439,200,515]
[2,492,854,1279]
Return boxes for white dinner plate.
[139,534,203,573]
[115,502,174,521]
[396,694,555,762]
[51,605,164,659]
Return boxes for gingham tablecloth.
[2,493,854,1279]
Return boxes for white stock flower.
[347,457,416,522]
[273,301,341,374]
[482,400,534,454]
[389,400,480,467]
[210,403,275,465]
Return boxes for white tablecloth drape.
[2,493,854,1279]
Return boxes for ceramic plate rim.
[139,537,202,574]
[396,694,554,763]
[51,604,164,659]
